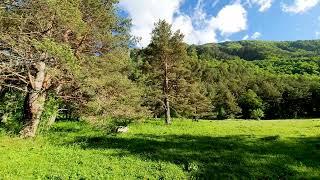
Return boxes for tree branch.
[2,84,28,92]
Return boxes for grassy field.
[0,119,319,179]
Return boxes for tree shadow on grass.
[63,133,320,179]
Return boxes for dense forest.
[130,38,320,121]
[195,40,320,61]
[1,0,320,137]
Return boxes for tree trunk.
[20,62,47,138]
[164,61,171,124]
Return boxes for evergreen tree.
[0,0,144,137]
[143,20,189,124]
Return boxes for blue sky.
[119,0,320,47]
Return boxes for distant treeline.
[194,40,320,61]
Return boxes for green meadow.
[0,119,319,179]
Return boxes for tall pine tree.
[143,20,193,124]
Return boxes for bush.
[217,107,227,120]
[250,109,265,120]
[38,95,61,134]
[85,116,143,134]
[0,91,25,134]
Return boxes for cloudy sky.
[118,0,320,47]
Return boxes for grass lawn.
[0,119,320,179]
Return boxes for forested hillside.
[194,40,320,61]
[131,39,320,120]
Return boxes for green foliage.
[33,38,79,74]
[196,40,320,61]
[38,95,61,133]
[2,0,320,132]
[133,38,320,120]
[239,89,264,119]
[0,91,24,134]
[253,57,320,75]
[0,91,63,134]
[80,51,150,120]
[0,120,319,179]
[217,107,227,120]
[137,20,180,121]
[250,109,265,120]
[136,21,211,119]
[45,0,86,33]
[0,0,145,133]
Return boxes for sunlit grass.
[0,119,319,179]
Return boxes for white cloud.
[242,35,250,40]
[119,0,248,47]
[244,0,272,12]
[251,0,273,12]
[172,15,217,45]
[282,0,320,14]
[210,3,248,36]
[241,32,262,40]
[316,31,320,38]
[251,32,262,39]
[119,0,182,47]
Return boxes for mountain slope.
[191,40,320,61]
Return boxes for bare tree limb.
[2,84,28,92]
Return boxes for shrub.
[38,95,61,134]
[217,107,227,120]
[250,109,265,120]
[0,91,25,134]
